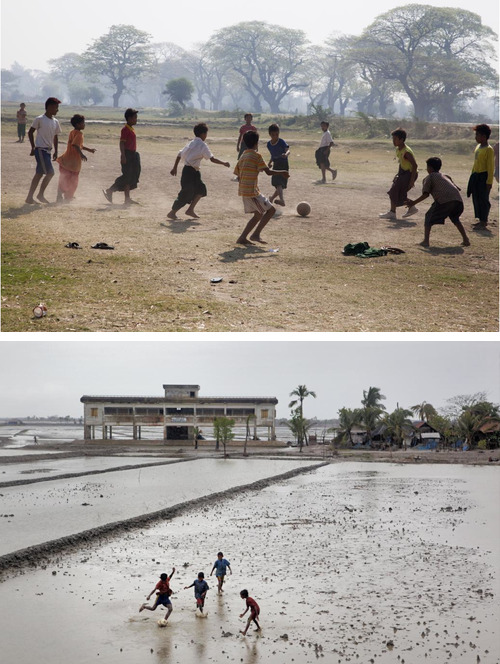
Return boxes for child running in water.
[239,589,260,635]
[210,551,232,593]
[56,114,96,202]
[139,568,175,623]
[267,124,290,207]
[184,572,209,613]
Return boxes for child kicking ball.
[139,568,175,624]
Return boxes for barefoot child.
[379,127,418,220]
[315,121,337,183]
[184,572,209,613]
[467,123,495,230]
[167,123,230,220]
[405,157,470,248]
[237,113,257,158]
[103,108,140,206]
[239,589,260,635]
[16,103,27,143]
[139,568,175,623]
[234,130,290,245]
[210,551,232,593]
[25,97,61,204]
[56,114,96,202]
[267,124,290,206]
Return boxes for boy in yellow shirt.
[467,124,495,230]
[379,128,418,220]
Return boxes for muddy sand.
[0,460,498,664]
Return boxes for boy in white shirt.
[315,121,337,183]
[167,123,230,219]
[25,97,61,204]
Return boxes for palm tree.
[337,407,363,445]
[287,410,312,453]
[289,385,316,445]
[361,386,387,410]
[383,408,414,449]
[411,401,437,422]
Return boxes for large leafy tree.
[410,401,437,422]
[163,77,194,110]
[82,25,153,107]
[210,21,308,113]
[352,5,497,120]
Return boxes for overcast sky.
[0,340,498,418]
[2,0,498,72]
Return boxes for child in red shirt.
[103,108,140,206]
[239,589,260,635]
[139,568,175,623]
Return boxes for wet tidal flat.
[0,462,499,664]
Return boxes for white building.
[81,384,277,442]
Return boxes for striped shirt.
[234,150,268,197]
[422,172,462,204]
[472,144,495,185]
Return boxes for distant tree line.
[2,5,498,121]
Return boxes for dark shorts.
[172,165,207,211]
[271,157,289,188]
[425,200,464,227]
[315,147,330,168]
[154,593,172,607]
[113,150,141,191]
[388,168,417,207]
[34,148,54,176]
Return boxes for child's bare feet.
[461,239,470,246]
[139,603,146,612]
[239,630,247,636]
[249,235,267,244]
[236,237,254,245]
[185,209,200,218]
[419,241,429,247]
[36,194,50,203]
[167,210,178,220]
[25,198,38,205]
[102,189,113,203]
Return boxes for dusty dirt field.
[0,461,498,664]
[2,122,498,331]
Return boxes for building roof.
[81,395,278,405]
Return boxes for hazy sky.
[0,340,498,418]
[2,0,498,72]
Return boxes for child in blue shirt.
[210,551,232,593]
[184,572,209,613]
[267,124,290,207]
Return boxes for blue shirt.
[191,579,209,596]
[213,558,230,575]
[267,138,289,161]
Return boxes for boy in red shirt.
[139,568,175,623]
[239,589,261,635]
[103,108,140,206]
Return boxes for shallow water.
[0,462,498,664]
[0,455,174,483]
[0,458,317,555]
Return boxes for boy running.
[25,97,61,204]
[315,121,337,183]
[239,589,261,635]
[267,124,290,206]
[139,568,175,623]
[103,108,141,206]
[184,572,209,613]
[234,130,290,245]
[467,123,495,230]
[167,123,230,219]
[379,128,418,220]
[405,157,470,248]
[210,551,232,593]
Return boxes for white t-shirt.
[319,130,333,148]
[179,137,213,170]
[31,114,61,150]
